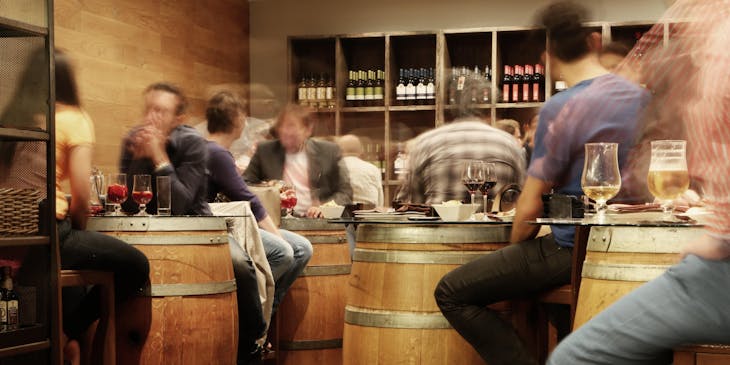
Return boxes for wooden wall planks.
[55,0,249,174]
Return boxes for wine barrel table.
[88,216,238,365]
[343,222,513,365]
[277,218,350,365]
[573,225,704,329]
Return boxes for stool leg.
[94,280,115,365]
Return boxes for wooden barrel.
[277,218,351,365]
[343,223,513,365]
[574,225,704,329]
[88,216,238,365]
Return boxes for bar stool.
[60,270,116,365]
[535,226,590,364]
[674,344,730,365]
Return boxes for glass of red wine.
[106,173,128,216]
[132,174,153,216]
[280,182,298,219]
[480,162,497,220]
[462,160,485,206]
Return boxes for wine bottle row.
[0,266,20,331]
[297,72,336,109]
[345,69,385,107]
[447,65,492,105]
[395,68,435,105]
[501,64,545,103]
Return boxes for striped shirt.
[395,120,526,205]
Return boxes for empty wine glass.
[480,162,497,220]
[132,174,152,216]
[106,173,128,216]
[647,140,689,220]
[279,182,298,219]
[581,143,621,222]
[462,160,485,206]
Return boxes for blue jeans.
[259,229,313,310]
[548,254,730,365]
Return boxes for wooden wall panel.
[55,0,249,174]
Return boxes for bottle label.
[523,84,530,103]
[316,88,326,101]
[0,300,7,324]
[355,87,365,100]
[512,84,520,103]
[416,84,426,99]
[426,83,435,99]
[298,88,307,102]
[533,83,540,102]
[374,86,384,100]
[456,76,466,91]
[396,85,406,100]
[365,87,374,100]
[325,87,334,100]
[405,84,416,100]
[502,84,510,102]
[307,88,316,101]
[7,300,17,326]
[346,87,355,101]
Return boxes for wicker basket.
[0,188,41,236]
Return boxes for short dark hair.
[206,91,244,134]
[600,41,632,58]
[271,103,316,138]
[145,82,188,116]
[55,49,80,107]
[537,1,592,62]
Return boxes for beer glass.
[647,140,689,220]
[581,143,621,222]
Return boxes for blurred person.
[434,2,651,364]
[549,1,730,364]
[205,91,312,316]
[121,84,266,364]
[522,114,539,165]
[495,119,528,162]
[599,41,631,71]
[336,134,384,207]
[244,104,353,218]
[394,119,525,205]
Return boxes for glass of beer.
[647,140,689,220]
[581,143,621,222]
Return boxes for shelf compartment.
[289,37,336,106]
[340,36,386,108]
[341,112,384,145]
[0,16,47,37]
[0,325,48,356]
[310,111,336,138]
[389,34,437,108]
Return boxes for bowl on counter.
[320,205,346,219]
[432,203,478,221]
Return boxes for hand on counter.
[306,206,323,219]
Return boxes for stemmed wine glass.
[106,173,128,216]
[279,182,298,219]
[581,143,622,222]
[462,160,485,206]
[480,162,497,220]
[132,174,153,216]
[647,140,689,220]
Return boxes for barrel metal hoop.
[301,265,352,276]
[278,338,343,351]
[353,248,490,265]
[147,279,237,297]
[107,234,228,245]
[356,224,511,244]
[581,261,669,282]
[87,216,228,232]
[344,305,452,329]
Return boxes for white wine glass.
[647,140,689,220]
[581,143,621,222]
[462,160,485,206]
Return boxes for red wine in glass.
[479,181,496,194]
[463,180,483,193]
[107,184,128,204]
[281,196,298,210]
[133,190,153,205]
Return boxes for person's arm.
[67,145,93,230]
[162,133,209,215]
[209,147,270,221]
[257,215,284,239]
[510,176,553,244]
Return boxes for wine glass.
[647,140,689,220]
[480,162,497,220]
[581,143,621,222]
[279,182,298,219]
[132,174,153,216]
[106,173,128,216]
[462,160,485,206]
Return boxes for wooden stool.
[535,226,590,364]
[60,270,115,365]
[674,344,730,365]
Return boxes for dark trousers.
[434,234,572,365]
[58,219,150,339]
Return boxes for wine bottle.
[502,65,513,103]
[533,64,545,101]
[297,74,308,106]
[416,68,427,104]
[426,68,435,104]
[364,70,375,104]
[315,72,326,108]
[374,70,384,104]
[396,68,406,105]
[325,73,335,108]
[405,69,417,104]
[482,65,491,103]
[523,65,533,103]
[355,70,365,105]
[512,65,523,103]
[346,71,356,106]
[1,267,19,331]
[470,65,481,104]
[306,73,317,106]
[448,67,459,105]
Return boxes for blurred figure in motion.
[336,134,384,207]
[244,104,352,218]
[598,41,631,71]
[549,1,730,364]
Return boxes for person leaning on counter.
[243,104,353,218]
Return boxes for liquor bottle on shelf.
[533,64,545,101]
[482,65,491,103]
[512,65,523,103]
[415,68,427,104]
[426,68,435,104]
[405,69,416,104]
[1,266,19,331]
[315,73,326,108]
[346,71,356,106]
[297,74,308,106]
[396,68,406,105]
[448,67,459,105]
[394,143,407,176]
[374,70,384,105]
[523,65,533,103]
[502,65,513,103]
[470,66,481,104]
[306,73,317,107]
[364,70,375,105]
[326,74,335,108]
[355,70,365,106]
[457,66,468,103]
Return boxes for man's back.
[342,155,383,206]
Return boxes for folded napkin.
[608,203,689,213]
